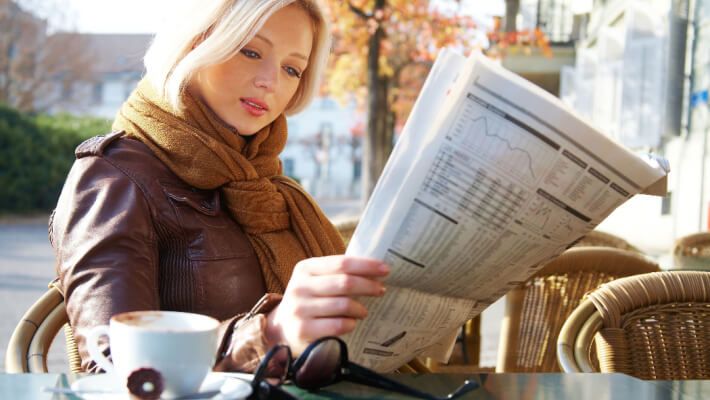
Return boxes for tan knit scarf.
[113,79,345,293]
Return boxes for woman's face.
[190,4,313,135]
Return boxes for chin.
[226,119,256,136]
[235,125,260,136]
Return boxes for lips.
[240,98,268,117]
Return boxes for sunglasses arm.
[343,362,440,400]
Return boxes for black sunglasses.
[249,336,479,400]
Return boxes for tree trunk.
[362,0,393,203]
[504,0,520,32]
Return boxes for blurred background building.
[2,0,710,249]
[282,97,362,198]
[549,0,708,255]
[489,0,709,256]
[1,0,364,201]
[468,0,710,367]
[45,33,151,118]
[498,0,578,95]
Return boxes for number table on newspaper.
[343,50,669,372]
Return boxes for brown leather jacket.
[50,131,278,372]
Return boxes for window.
[353,159,362,180]
[104,81,125,104]
[537,0,575,44]
[7,43,17,60]
[92,82,103,103]
[61,81,73,99]
[661,192,672,216]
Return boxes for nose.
[254,63,278,92]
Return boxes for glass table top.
[2,372,708,400]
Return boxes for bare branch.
[0,2,97,112]
[347,1,370,20]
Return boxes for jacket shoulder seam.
[75,130,125,158]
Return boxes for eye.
[240,48,260,59]
[284,66,302,78]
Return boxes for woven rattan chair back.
[560,271,710,380]
[673,232,710,270]
[573,230,641,253]
[497,247,659,372]
[333,216,359,247]
[5,284,81,373]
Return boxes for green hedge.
[0,105,111,213]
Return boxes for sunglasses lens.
[294,339,342,389]
[262,345,291,385]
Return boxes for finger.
[293,297,367,319]
[297,318,358,340]
[302,256,390,277]
[295,274,386,297]
[291,297,368,319]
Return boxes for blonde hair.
[144,0,331,115]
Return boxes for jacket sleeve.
[52,154,161,372]
[214,293,283,373]
[52,153,279,373]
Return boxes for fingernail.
[380,285,387,295]
[379,263,390,274]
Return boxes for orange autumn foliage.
[323,1,550,132]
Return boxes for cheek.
[278,83,302,111]
[210,64,243,93]
[217,76,240,96]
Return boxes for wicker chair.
[573,230,641,253]
[557,271,710,380]
[333,215,360,247]
[5,284,81,373]
[496,247,659,372]
[672,232,710,270]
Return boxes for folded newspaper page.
[342,50,669,372]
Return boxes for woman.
[50,0,388,373]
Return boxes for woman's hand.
[265,255,389,354]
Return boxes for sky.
[19,0,182,34]
[64,0,173,33]
[20,0,505,34]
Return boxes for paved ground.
[0,218,68,372]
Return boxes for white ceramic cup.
[86,310,219,399]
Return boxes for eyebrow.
[254,34,309,61]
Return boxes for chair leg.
[463,317,481,366]
[460,325,469,364]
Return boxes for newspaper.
[342,50,669,372]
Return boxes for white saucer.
[70,372,252,400]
